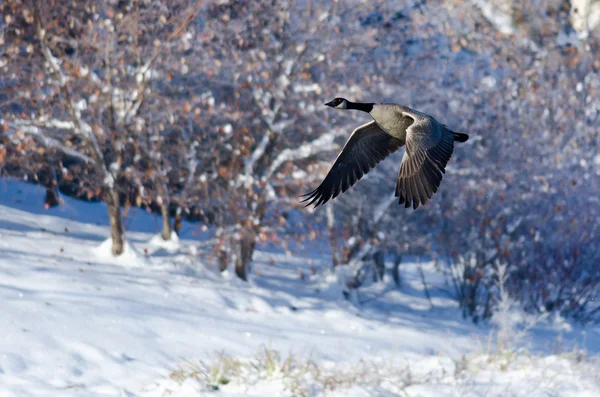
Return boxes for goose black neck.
[346,101,374,113]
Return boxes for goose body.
[302,98,469,210]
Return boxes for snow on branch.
[35,23,68,87]
[122,89,145,125]
[252,89,277,126]
[34,9,111,184]
[571,0,600,36]
[239,91,281,181]
[372,193,396,225]
[3,119,94,164]
[119,0,204,126]
[265,128,346,179]
[243,133,271,178]
[239,7,334,183]
[473,0,515,35]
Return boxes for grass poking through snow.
[158,343,600,397]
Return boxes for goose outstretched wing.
[395,114,455,210]
[302,121,404,208]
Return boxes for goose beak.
[324,100,335,107]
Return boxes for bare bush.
[1,0,599,315]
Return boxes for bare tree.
[1,0,201,255]
[181,0,377,279]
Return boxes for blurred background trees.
[1,0,599,323]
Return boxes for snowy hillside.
[1,179,599,397]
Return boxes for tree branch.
[3,119,94,164]
[265,128,346,180]
[33,4,111,184]
[122,0,205,125]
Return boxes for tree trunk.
[232,191,265,281]
[373,249,385,282]
[41,167,60,209]
[234,226,257,281]
[160,200,171,241]
[106,187,124,256]
[393,250,402,286]
[173,209,183,235]
[326,204,340,267]
[44,185,60,208]
[156,179,172,241]
[218,248,228,273]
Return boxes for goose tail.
[452,132,469,143]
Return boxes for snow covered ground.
[1,179,599,396]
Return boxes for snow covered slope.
[1,179,599,396]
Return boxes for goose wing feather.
[302,121,403,209]
[395,112,455,210]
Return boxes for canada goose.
[301,98,469,210]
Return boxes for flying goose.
[301,98,469,210]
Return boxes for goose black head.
[325,97,348,109]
